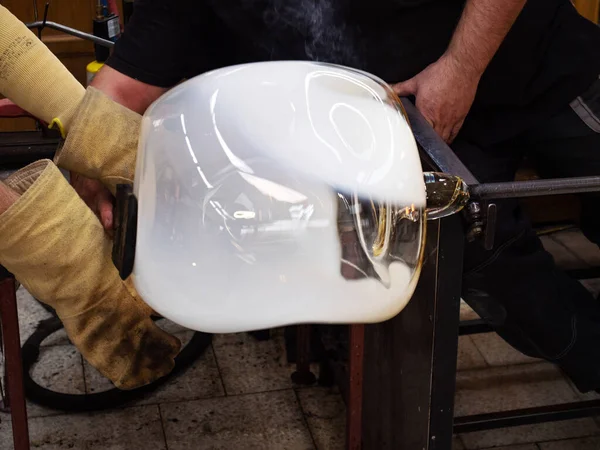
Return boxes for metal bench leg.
[0,271,30,450]
[346,324,364,450]
[291,325,316,385]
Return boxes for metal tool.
[401,98,600,251]
[26,0,115,49]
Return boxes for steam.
[264,0,361,65]
[210,0,365,68]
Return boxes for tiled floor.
[0,228,599,449]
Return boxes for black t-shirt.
[106,0,600,146]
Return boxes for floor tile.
[455,362,578,417]
[540,236,586,270]
[580,278,600,298]
[40,328,72,347]
[0,405,166,450]
[456,363,600,448]
[564,376,600,401]
[453,436,466,449]
[550,230,600,267]
[460,300,481,321]
[0,345,85,421]
[15,287,71,347]
[480,445,538,450]
[155,318,193,336]
[461,420,599,450]
[161,390,315,450]
[457,336,488,371]
[538,436,600,449]
[16,286,52,346]
[470,332,540,367]
[297,387,345,450]
[134,345,224,404]
[212,330,295,395]
[29,345,85,394]
[82,359,115,394]
[83,332,224,405]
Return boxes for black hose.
[21,315,212,412]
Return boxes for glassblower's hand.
[70,172,115,232]
[392,54,480,144]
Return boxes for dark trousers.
[455,75,600,392]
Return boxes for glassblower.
[0,4,468,389]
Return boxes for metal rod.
[290,325,316,385]
[454,399,600,433]
[0,268,31,450]
[25,21,115,48]
[42,2,49,28]
[400,99,479,185]
[470,176,600,200]
[429,215,465,450]
[346,324,364,450]
[0,131,61,164]
[399,99,600,202]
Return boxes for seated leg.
[454,112,600,392]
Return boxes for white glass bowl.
[131,61,461,333]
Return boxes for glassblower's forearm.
[445,0,527,78]
[90,64,167,115]
[0,4,84,136]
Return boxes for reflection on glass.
[424,172,470,220]
[337,192,423,288]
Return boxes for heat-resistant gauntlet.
[0,6,179,389]
[0,5,85,135]
[0,160,181,390]
[0,5,139,192]
[53,86,140,194]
